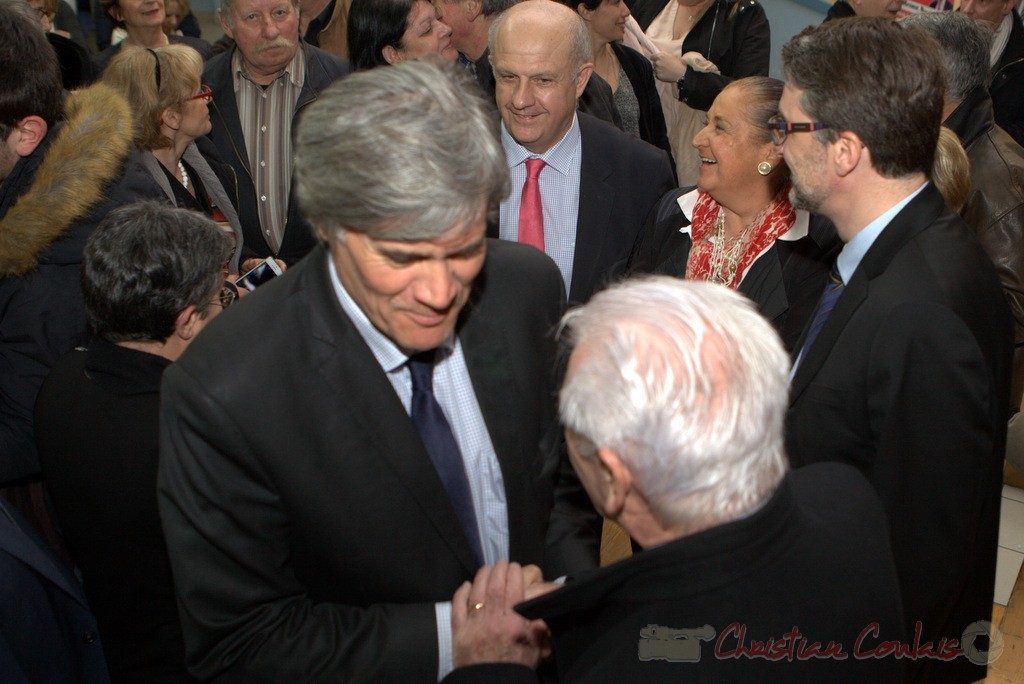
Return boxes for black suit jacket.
[491,113,675,305]
[786,183,1013,684]
[202,43,350,265]
[158,240,600,682]
[628,187,840,352]
[444,464,906,684]
[0,499,110,683]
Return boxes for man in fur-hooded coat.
[0,81,155,484]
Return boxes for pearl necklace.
[706,207,754,287]
[177,160,189,190]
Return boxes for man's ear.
[217,9,234,39]
[464,0,482,22]
[596,447,632,519]
[10,116,48,158]
[831,130,866,178]
[174,305,201,341]
[574,63,594,99]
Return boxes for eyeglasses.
[768,115,827,145]
[215,281,238,309]
[184,84,213,103]
[32,6,55,20]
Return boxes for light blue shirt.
[327,256,509,681]
[834,182,929,284]
[499,115,583,298]
[791,182,928,378]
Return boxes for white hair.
[559,277,790,529]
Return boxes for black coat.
[628,0,770,111]
[443,464,907,684]
[0,85,162,483]
[36,342,194,683]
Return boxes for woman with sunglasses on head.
[103,45,245,275]
[629,76,838,352]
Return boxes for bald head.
[489,0,591,74]
[487,0,593,154]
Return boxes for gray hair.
[219,0,299,26]
[294,59,508,241]
[559,277,789,529]
[83,202,230,342]
[488,0,593,76]
[900,11,993,102]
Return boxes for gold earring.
[757,161,772,176]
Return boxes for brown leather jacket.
[946,86,1024,407]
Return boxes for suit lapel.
[789,184,944,404]
[570,117,615,303]
[302,253,480,574]
[0,502,89,609]
[739,246,788,324]
[206,52,252,181]
[457,275,529,562]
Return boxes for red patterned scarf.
[685,185,796,288]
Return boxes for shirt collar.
[326,252,453,373]
[232,43,306,90]
[835,181,928,284]
[675,187,809,241]
[500,113,581,176]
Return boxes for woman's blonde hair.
[102,44,202,150]
[932,125,971,213]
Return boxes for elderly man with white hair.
[445,277,907,683]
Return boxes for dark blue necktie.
[800,263,845,361]
[408,350,484,567]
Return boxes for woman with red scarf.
[629,76,839,352]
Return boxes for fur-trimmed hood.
[0,82,134,277]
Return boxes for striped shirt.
[232,47,305,252]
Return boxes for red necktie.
[517,158,546,251]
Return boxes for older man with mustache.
[204,0,350,267]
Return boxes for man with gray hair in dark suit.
[158,59,599,683]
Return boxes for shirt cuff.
[436,601,454,681]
